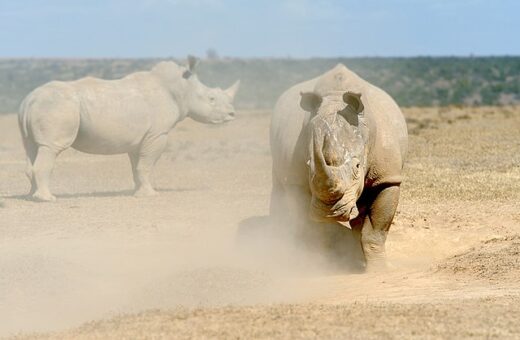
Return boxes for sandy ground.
[1,107,519,339]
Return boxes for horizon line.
[0,54,519,61]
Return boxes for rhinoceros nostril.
[228,112,235,117]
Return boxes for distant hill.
[0,57,518,113]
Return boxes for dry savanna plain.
[1,106,519,339]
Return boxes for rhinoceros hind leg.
[132,134,167,197]
[21,138,38,195]
[31,146,58,202]
[355,185,400,272]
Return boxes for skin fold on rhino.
[270,64,408,271]
[18,56,240,201]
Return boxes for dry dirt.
[1,106,519,339]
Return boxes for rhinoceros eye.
[352,158,361,178]
[209,96,216,105]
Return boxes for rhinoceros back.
[19,70,181,155]
[73,73,181,154]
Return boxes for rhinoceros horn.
[310,123,336,199]
[225,80,241,100]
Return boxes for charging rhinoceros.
[18,56,240,201]
[270,64,408,270]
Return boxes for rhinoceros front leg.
[353,185,400,271]
[130,134,168,197]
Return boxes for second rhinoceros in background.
[270,64,408,270]
[18,56,240,201]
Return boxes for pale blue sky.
[0,0,518,58]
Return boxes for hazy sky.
[0,0,518,58]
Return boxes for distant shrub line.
[0,57,518,113]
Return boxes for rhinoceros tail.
[18,97,38,181]
[18,96,30,138]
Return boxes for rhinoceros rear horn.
[343,91,364,114]
[300,92,322,113]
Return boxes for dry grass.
[436,235,520,282]
[402,106,520,202]
[2,106,520,339]
[18,297,520,339]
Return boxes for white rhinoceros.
[18,57,240,201]
[270,64,408,270]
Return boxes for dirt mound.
[436,235,520,282]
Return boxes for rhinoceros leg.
[32,146,58,202]
[21,137,38,195]
[132,134,168,197]
[353,185,400,271]
[128,152,140,191]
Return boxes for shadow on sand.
[2,186,205,201]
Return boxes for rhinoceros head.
[300,90,368,223]
[183,56,240,124]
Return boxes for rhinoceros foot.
[134,187,158,197]
[32,191,56,202]
[364,252,396,273]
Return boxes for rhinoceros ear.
[300,92,322,113]
[343,91,364,115]
[183,55,200,78]
[187,55,199,72]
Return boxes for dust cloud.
[1,207,361,336]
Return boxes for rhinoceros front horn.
[310,127,332,192]
[225,80,241,100]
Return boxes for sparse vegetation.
[0,57,519,113]
[2,106,520,338]
[401,106,520,202]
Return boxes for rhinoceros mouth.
[309,195,357,223]
[329,201,355,220]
